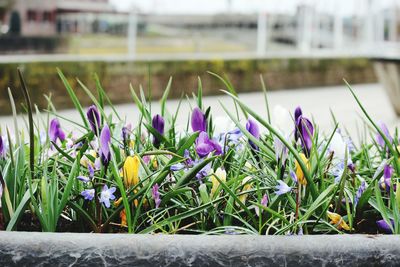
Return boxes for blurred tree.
[9,10,20,35]
[0,0,13,26]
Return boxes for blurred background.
[0,0,400,136]
[0,0,399,55]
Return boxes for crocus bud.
[376,122,392,148]
[246,119,260,150]
[152,114,165,148]
[0,136,5,158]
[238,176,252,204]
[87,105,101,136]
[49,118,66,143]
[295,153,309,186]
[377,219,394,234]
[99,124,111,167]
[294,107,314,157]
[294,106,302,122]
[211,167,226,198]
[123,155,140,188]
[191,107,206,132]
[327,211,350,231]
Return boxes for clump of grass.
[0,70,397,235]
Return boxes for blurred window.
[43,11,52,23]
[27,10,37,22]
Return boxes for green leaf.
[6,183,38,231]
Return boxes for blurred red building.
[4,0,116,36]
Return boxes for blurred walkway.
[0,83,396,144]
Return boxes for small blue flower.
[354,181,366,207]
[77,176,90,183]
[275,180,291,196]
[290,170,298,184]
[81,189,95,201]
[88,164,95,178]
[99,185,116,208]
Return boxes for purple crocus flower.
[0,136,5,158]
[294,106,314,157]
[87,105,101,135]
[99,124,111,167]
[122,126,130,145]
[81,189,95,201]
[275,180,292,195]
[261,194,268,206]
[195,131,222,158]
[49,118,66,143]
[152,184,161,209]
[377,219,394,234]
[376,122,392,148]
[246,119,260,150]
[382,164,394,191]
[255,194,269,217]
[191,107,207,132]
[152,114,165,147]
[354,181,366,206]
[99,184,116,208]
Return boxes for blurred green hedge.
[0,58,375,115]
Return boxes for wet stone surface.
[0,233,399,266]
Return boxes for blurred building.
[2,0,116,36]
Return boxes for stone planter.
[0,232,398,266]
[374,57,400,116]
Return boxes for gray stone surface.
[0,232,399,266]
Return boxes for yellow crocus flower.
[80,150,97,167]
[211,167,226,197]
[295,153,310,186]
[123,155,140,188]
[327,211,350,231]
[239,176,252,204]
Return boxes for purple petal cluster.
[99,124,111,167]
[49,118,66,143]
[152,114,165,147]
[195,132,222,158]
[246,119,260,150]
[381,164,394,191]
[294,107,314,157]
[191,107,207,132]
[152,184,161,209]
[376,122,392,148]
[87,105,101,136]
[377,219,394,234]
[0,135,5,158]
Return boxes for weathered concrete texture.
[0,233,399,266]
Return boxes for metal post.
[257,12,267,56]
[389,8,397,42]
[127,10,137,57]
[333,14,343,50]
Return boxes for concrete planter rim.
[0,232,398,266]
